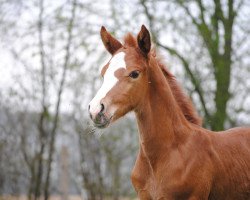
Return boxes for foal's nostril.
[100,103,105,113]
[88,105,90,111]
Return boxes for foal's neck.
[135,57,191,168]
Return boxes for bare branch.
[176,1,215,62]
[176,0,200,27]
[139,0,157,42]
[196,0,206,25]
[38,0,46,110]
[35,0,46,198]
[235,0,245,15]
[44,0,77,199]
[213,0,226,24]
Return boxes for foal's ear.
[137,25,151,56]
[100,26,123,55]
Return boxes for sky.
[0,48,14,89]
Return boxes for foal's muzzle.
[88,103,110,128]
[93,112,110,128]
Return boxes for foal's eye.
[129,70,140,79]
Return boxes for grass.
[0,195,138,200]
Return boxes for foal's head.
[89,25,151,128]
[88,25,201,128]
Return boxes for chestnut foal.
[88,25,250,199]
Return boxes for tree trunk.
[212,58,231,130]
[211,0,234,130]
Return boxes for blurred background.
[0,0,250,199]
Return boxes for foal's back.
[207,127,250,199]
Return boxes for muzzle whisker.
[97,130,104,138]
[84,120,96,135]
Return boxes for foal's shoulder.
[190,126,250,149]
[209,127,250,152]
[217,126,250,137]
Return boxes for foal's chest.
[131,155,168,199]
[136,177,166,199]
[132,160,180,199]
[131,152,203,199]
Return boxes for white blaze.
[89,52,126,116]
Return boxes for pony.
[88,25,250,199]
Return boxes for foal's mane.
[124,34,202,126]
[157,59,202,125]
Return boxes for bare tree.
[43,0,77,199]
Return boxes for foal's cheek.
[107,80,139,118]
[131,81,145,100]
[112,105,131,121]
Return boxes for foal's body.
[89,25,250,199]
[132,58,250,199]
[133,115,250,199]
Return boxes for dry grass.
[0,195,138,200]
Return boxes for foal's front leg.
[131,148,152,199]
[138,189,153,200]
